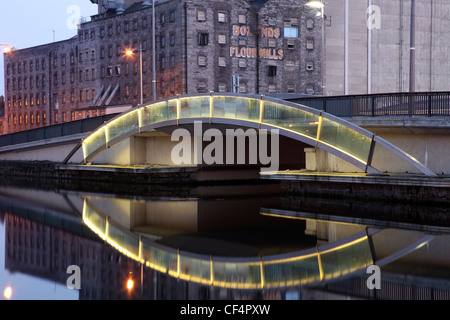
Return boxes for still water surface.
[1,181,450,300]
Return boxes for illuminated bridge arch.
[76,93,436,176]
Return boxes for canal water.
[1,178,450,301]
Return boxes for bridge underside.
[88,123,308,173]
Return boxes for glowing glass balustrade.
[82,198,374,289]
[81,94,376,170]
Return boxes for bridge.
[1,92,450,179]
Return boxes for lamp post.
[409,0,415,93]
[126,44,144,106]
[152,0,157,101]
[305,1,325,96]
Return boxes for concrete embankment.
[261,171,450,204]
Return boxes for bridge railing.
[0,114,118,148]
[287,92,450,117]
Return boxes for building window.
[133,20,138,31]
[198,33,209,46]
[160,36,166,48]
[268,38,276,47]
[198,56,207,66]
[239,14,246,24]
[267,66,277,77]
[197,10,206,21]
[239,59,247,68]
[306,61,314,71]
[197,81,207,93]
[218,57,226,67]
[268,84,276,93]
[142,18,148,29]
[287,39,296,49]
[306,39,314,50]
[115,65,121,76]
[170,34,175,46]
[170,11,175,22]
[239,82,247,93]
[218,12,227,23]
[218,34,227,44]
[218,82,227,92]
[160,13,165,24]
[100,28,105,38]
[284,27,299,38]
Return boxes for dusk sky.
[0,1,98,96]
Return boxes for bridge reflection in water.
[81,192,440,291]
[2,182,450,300]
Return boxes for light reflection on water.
[1,182,450,300]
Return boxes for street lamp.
[305,1,325,96]
[126,44,144,106]
[1,44,13,53]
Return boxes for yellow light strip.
[138,108,143,132]
[209,95,213,124]
[176,96,180,125]
[260,211,362,227]
[315,115,323,149]
[317,245,324,281]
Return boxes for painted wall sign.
[231,25,284,60]
[232,25,281,38]
[230,46,284,60]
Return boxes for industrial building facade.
[2,0,323,134]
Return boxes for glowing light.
[2,47,12,54]
[3,287,12,300]
[126,279,134,290]
[126,50,134,56]
[306,1,324,9]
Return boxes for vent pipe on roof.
[116,0,125,13]
[106,0,117,10]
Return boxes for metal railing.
[287,92,450,118]
[0,114,118,148]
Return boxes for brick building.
[3,0,322,134]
